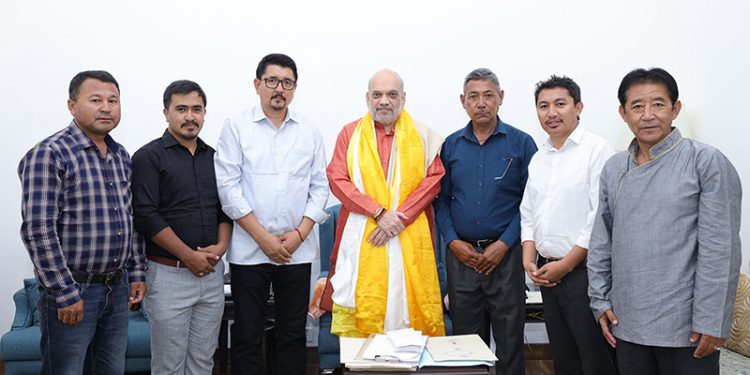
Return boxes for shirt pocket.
[285,147,314,178]
[491,154,522,191]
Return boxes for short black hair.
[617,67,679,106]
[163,80,207,109]
[69,70,119,101]
[534,75,581,105]
[256,53,298,81]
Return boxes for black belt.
[463,238,497,249]
[71,269,124,285]
[537,256,561,266]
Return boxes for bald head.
[368,69,404,92]
[366,69,406,128]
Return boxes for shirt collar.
[68,120,120,152]
[460,116,506,143]
[160,129,207,151]
[542,124,584,151]
[251,105,299,127]
[627,127,682,162]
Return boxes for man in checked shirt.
[18,70,147,375]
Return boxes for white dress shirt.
[520,126,614,259]
[214,106,329,265]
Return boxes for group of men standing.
[18,51,742,375]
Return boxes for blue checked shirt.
[19,122,146,307]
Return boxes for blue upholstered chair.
[0,278,151,374]
[317,204,453,371]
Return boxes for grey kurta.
[588,128,742,347]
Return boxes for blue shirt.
[18,121,146,308]
[434,118,537,247]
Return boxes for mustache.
[272,93,286,101]
[181,120,199,128]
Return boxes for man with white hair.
[320,69,446,338]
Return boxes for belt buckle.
[105,270,120,285]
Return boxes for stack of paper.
[340,332,497,371]
[342,328,428,371]
[360,328,427,364]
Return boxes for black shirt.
[132,130,231,260]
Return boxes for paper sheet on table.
[386,328,426,349]
[340,337,368,363]
[419,346,494,367]
[426,334,497,362]
[361,333,425,363]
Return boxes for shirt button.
[117,232,122,236]
[114,207,118,211]
[479,164,484,168]
[478,182,483,186]
[476,201,481,205]
[476,220,480,224]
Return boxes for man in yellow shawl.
[320,69,446,337]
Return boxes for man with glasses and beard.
[215,53,329,374]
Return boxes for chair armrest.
[10,288,31,329]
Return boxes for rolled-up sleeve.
[214,119,253,220]
[131,148,169,238]
[303,125,330,224]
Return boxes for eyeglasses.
[262,77,296,90]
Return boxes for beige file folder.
[426,334,497,362]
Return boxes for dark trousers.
[39,279,128,375]
[539,260,616,375]
[447,243,525,375]
[616,339,719,375]
[230,263,311,375]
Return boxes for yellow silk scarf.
[331,110,445,337]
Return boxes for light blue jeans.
[145,260,225,375]
[39,278,128,375]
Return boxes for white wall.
[1,0,748,334]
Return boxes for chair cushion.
[23,278,40,326]
[0,326,42,361]
[726,273,750,357]
[126,311,151,358]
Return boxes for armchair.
[0,278,151,374]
